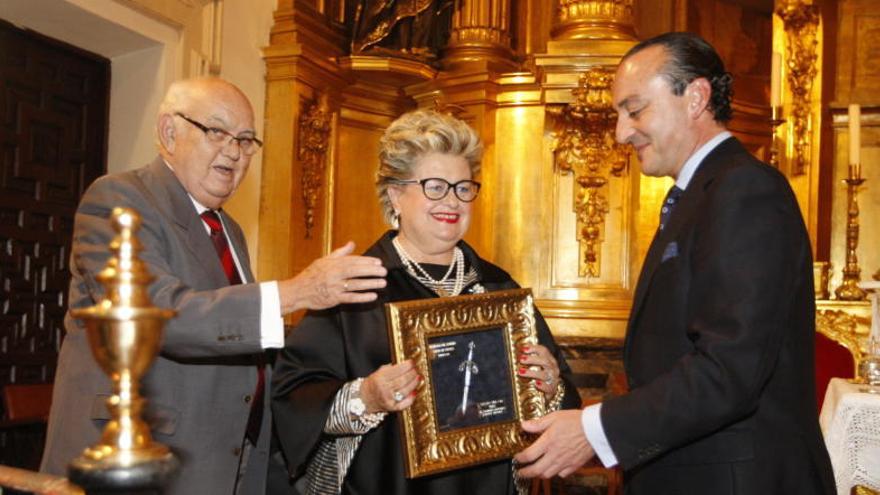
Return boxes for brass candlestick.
[68,208,178,491]
[835,175,868,301]
[769,106,786,169]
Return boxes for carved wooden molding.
[776,0,819,176]
[549,67,629,278]
[298,94,333,239]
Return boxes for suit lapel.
[143,158,230,287]
[624,138,739,363]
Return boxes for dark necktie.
[200,210,264,445]
[659,185,683,231]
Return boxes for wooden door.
[0,18,109,469]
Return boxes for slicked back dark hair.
[622,32,734,123]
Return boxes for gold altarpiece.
[258,0,650,338]
[257,0,876,344]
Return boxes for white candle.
[849,104,861,169]
[771,52,782,108]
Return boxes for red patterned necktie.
[200,210,242,285]
[200,210,264,444]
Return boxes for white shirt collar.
[675,131,732,190]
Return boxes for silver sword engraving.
[458,341,479,414]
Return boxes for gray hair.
[375,110,483,226]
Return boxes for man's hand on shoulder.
[278,241,387,314]
[514,409,595,479]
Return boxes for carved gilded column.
[442,0,515,70]
[553,0,636,41]
[524,0,637,339]
[776,0,820,176]
[549,68,629,278]
[298,94,332,239]
[258,0,347,285]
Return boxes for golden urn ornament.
[68,208,177,491]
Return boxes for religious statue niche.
[298,94,332,239]
[350,0,454,63]
[549,67,629,278]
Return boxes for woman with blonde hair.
[272,110,580,495]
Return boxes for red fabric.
[200,210,263,444]
[200,210,242,285]
[814,332,855,410]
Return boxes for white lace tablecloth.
[820,377,880,495]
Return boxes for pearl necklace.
[392,237,465,297]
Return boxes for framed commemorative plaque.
[385,288,546,478]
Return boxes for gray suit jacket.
[41,157,272,495]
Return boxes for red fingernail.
[410,391,417,397]
[519,354,527,362]
[536,380,543,386]
[518,367,526,375]
[521,346,530,352]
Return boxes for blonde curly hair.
[375,110,483,226]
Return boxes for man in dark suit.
[516,32,836,494]
[41,77,387,494]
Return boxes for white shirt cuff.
[259,281,284,349]
[581,403,619,467]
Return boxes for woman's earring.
[392,211,400,230]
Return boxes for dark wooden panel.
[0,18,109,470]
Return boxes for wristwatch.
[348,378,385,428]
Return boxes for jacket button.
[233,447,241,456]
[244,394,252,403]
[218,335,226,341]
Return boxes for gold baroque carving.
[553,0,635,40]
[298,94,332,239]
[816,309,864,374]
[549,67,629,278]
[776,0,819,176]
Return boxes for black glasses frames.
[174,113,263,155]
[390,177,481,202]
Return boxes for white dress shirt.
[186,190,284,350]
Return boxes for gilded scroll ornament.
[776,0,819,176]
[550,68,628,278]
[298,95,332,239]
[816,309,864,374]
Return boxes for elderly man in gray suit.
[40,77,387,495]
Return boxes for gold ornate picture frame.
[385,288,546,478]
